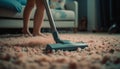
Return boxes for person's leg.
[22,0,35,36]
[33,0,45,36]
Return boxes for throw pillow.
[0,0,22,12]
[49,0,66,10]
[17,0,27,5]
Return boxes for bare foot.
[22,29,32,36]
[33,33,47,37]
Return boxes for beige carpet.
[0,33,120,69]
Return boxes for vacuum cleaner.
[43,0,88,52]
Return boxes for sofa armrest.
[65,1,78,28]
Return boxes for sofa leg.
[73,28,78,33]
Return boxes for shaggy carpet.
[0,33,120,69]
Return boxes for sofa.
[0,0,78,32]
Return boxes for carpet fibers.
[0,33,120,69]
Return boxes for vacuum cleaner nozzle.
[45,32,88,52]
[45,41,88,52]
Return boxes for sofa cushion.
[66,0,74,2]
[49,0,66,10]
[44,9,75,20]
[0,6,75,21]
[17,0,27,5]
[0,0,22,13]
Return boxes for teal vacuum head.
[43,0,88,52]
[45,32,88,52]
[46,42,88,52]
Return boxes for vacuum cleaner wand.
[42,0,61,43]
[43,0,88,52]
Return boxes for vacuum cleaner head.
[45,41,88,52]
[45,32,88,53]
